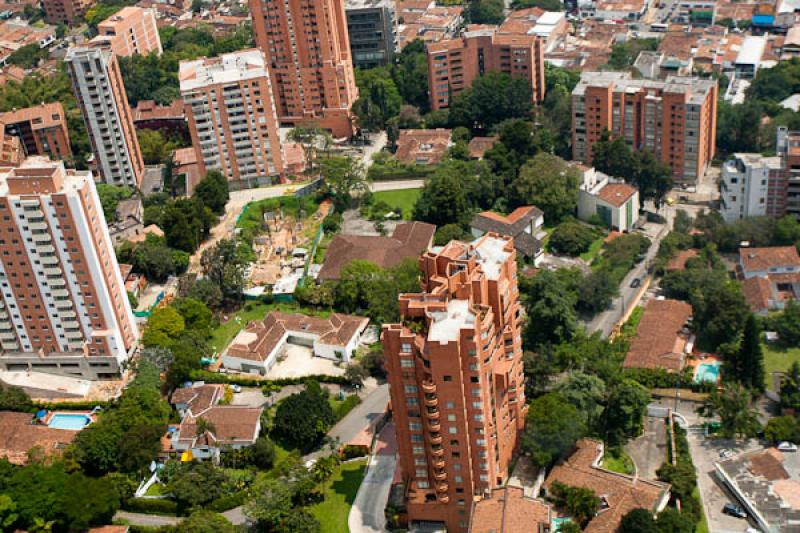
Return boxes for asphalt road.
[349,424,398,533]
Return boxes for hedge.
[124,498,179,516]
[32,399,112,411]
[367,163,435,182]
[187,369,351,388]
[623,367,695,390]
[334,394,362,421]
[208,490,248,512]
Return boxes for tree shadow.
[329,465,367,505]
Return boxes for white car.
[719,449,735,459]
[778,442,798,452]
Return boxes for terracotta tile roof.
[665,248,699,272]
[597,182,637,208]
[225,311,369,363]
[623,299,692,371]
[395,129,451,165]
[470,486,551,533]
[170,383,224,415]
[742,276,772,313]
[544,439,670,533]
[176,406,262,447]
[88,527,130,533]
[318,221,435,280]
[739,246,800,273]
[470,207,543,258]
[748,449,790,481]
[0,411,76,465]
[467,136,498,159]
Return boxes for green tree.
[142,306,185,348]
[604,379,650,444]
[698,383,762,439]
[320,156,369,209]
[725,314,765,391]
[187,278,224,309]
[577,269,618,314]
[691,280,750,351]
[0,495,18,531]
[392,40,430,112]
[620,508,658,533]
[166,461,226,511]
[194,170,230,215]
[200,238,250,305]
[335,260,383,313]
[511,0,561,9]
[181,510,237,533]
[96,184,133,222]
[7,43,47,68]
[413,166,471,227]
[353,68,402,131]
[764,415,800,443]
[283,510,322,533]
[780,362,800,411]
[548,221,597,256]
[0,383,33,412]
[138,346,174,373]
[556,371,606,432]
[770,301,800,347]
[137,129,178,165]
[522,392,586,467]
[466,0,504,24]
[288,127,332,175]
[522,269,578,347]
[434,223,468,245]
[251,436,276,470]
[448,72,533,132]
[272,381,336,452]
[245,478,294,531]
[548,482,600,527]
[511,153,580,222]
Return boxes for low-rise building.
[543,439,671,533]
[0,102,71,160]
[721,152,784,222]
[171,406,263,460]
[577,167,640,232]
[470,206,544,262]
[222,311,370,374]
[716,447,800,533]
[317,221,435,280]
[108,197,147,245]
[0,20,55,64]
[735,35,767,80]
[467,136,498,159]
[0,410,78,465]
[623,299,693,372]
[585,0,650,20]
[170,383,225,418]
[132,99,187,137]
[738,246,800,314]
[395,129,451,165]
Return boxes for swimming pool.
[47,413,92,430]
[694,361,721,384]
[552,517,574,532]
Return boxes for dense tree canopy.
[448,72,533,132]
[273,381,336,452]
[511,153,580,222]
[522,392,587,467]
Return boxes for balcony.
[430,446,444,457]
[429,433,442,445]
[44,267,61,276]
[428,421,441,433]
[0,331,16,341]
[49,278,66,288]
[437,493,450,503]
[432,457,445,469]
[32,233,51,243]
[424,394,438,407]
[436,482,448,493]
[421,380,436,394]
[41,255,59,266]
[433,469,447,481]
[425,407,440,420]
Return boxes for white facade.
[577,167,640,232]
[65,46,142,187]
[720,153,781,222]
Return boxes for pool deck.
[42,411,95,430]
[687,355,722,384]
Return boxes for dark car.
[723,503,747,519]
[630,278,642,288]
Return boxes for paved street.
[114,511,182,527]
[625,416,667,480]
[349,424,398,533]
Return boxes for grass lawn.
[210,302,331,354]
[762,344,800,390]
[309,459,368,533]
[579,236,606,263]
[144,482,165,497]
[372,189,421,219]
[693,487,709,533]
[601,449,634,475]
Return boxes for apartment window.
[401,342,411,352]
[415,457,426,466]
[415,469,427,478]
[413,446,424,455]
[448,427,457,434]
[472,402,482,409]
[445,401,455,408]
[400,358,414,368]
[443,375,453,382]
[404,385,418,394]
[409,422,422,431]
[447,414,456,421]
[411,435,423,442]
[407,397,418,406]
[418,481,430,489]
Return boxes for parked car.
[630,278,642,288]
[723,503,747,519]
[778,441,798,452]
[719,449,735,459]
[231,385,242,393]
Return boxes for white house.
[577,167,640,232]
[222,311,369,375]
[170,406,263,461]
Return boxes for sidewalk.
[348,423,397,533]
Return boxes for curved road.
[348,424,397,533]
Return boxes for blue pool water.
[552,517,574,532]
[47,413,91,430]
[694,361,721,384]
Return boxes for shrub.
[208,490,248,512]
[334,394,362,421]
[124,498,179,515]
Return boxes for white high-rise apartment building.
[720,153,783,222]
[65,44,145,188]
[180,49,285,189]
[0,159,138,379]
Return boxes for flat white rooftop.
[473,235,511,280]
[428,299,475,343]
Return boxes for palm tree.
[195,417,216,438]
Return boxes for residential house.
[623,299,693,372]
[738,246,800,314]
[470,206,544,262]
[395,129,451,165]
[108,198,146,245]
[170,383,225,418]
[222,311,370,375]
[665,249,699,273]
[171,406,263,460]
[543,439,671,533]
[467,136,498,159]
[317,221,435,280]
[577,167,640,232]
[0,411,77,465]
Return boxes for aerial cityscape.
[0,0,799,531]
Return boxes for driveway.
[625,416,667,480]
[114,511,182,527]
[349,423,397,533]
